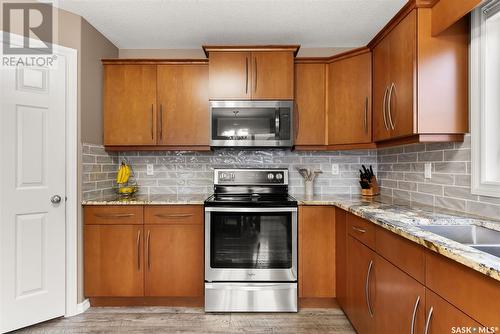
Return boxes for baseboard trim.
[75,299,90,315]
[299,297,340,308]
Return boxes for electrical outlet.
[332,164,339,175]
[424,163,432,179]
[146,164,154,176]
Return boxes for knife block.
[361,176,380,197]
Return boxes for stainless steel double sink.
[419,225,500,258]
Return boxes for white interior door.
[0,53,67,332]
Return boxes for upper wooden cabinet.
[372,7,469,144]
[103,64,157,146]
[294,63,326,147]
[205,46,298,100]
[102,60,209,150]
[328,50,372,145]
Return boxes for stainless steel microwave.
[210,100,294,147]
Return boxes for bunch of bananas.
[116,161,131,184]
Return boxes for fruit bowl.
[115,185,138,197]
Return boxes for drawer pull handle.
[424,306,434,334]
[94,213,135,219]
[365,259,374,317]
[154,213,194,219]
[352,226,366,233]
[410,295,421,334]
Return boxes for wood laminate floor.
[15,307,356,333]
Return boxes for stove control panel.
[215,169,288,185]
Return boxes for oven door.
[205,207,297,282]
[210,100,293,147]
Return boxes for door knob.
[51,195,62,204]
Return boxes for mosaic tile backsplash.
[82,135,500,220]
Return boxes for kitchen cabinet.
[346,236,376,334]
[84,205,204,306]
[102,60,210,150]
[294,63,326,147]
[375,255,425,334]
[328,50,372,145]
[372,7,468,144]
[84,224,144,297]
[103,64,157,146]
[206,46,298,100]
[335,208,347,310]
[157,65,209,146]
[298,206,335,298]
[424,290,482,334]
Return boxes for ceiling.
[56,0,407,52]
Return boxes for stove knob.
[220,172,226,180]
[267,173,275,180]
[276,173,283,180]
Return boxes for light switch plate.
[424,163,432,179]
[146,164,154,176]
[332,164,339,175]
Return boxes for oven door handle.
[204,207,297,213]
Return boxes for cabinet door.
[294,63,326,146]
[299,206,335,298]
[387,10,416,139]
[103,65,157,146]
[375,255,425,334]
[84,225,144,297]
[335,209,347,309]
[328,52,372,145]
[209,52,251,99]
[252,51,294,100]
[425,290,482,334]
[157,65,209,146]
[373,35,392,142]
[144,224,204,297]
[346,236,376,334]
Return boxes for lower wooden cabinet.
[346,236,376,333]
[374,255,425,334]
[335,209,347,309]
[298,206,335,298]
[424,290,482,334]
[84,225,144,297]
[144,224,203,297]
[84,205,204,303]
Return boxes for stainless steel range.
[204,168,298,312]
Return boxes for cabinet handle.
[365,259,374,317]
[245,57,249,94]
[150,104,154,140]
[387,82,395,130]
[94,213,134,219]
[352,226,366,234]
[383,86,389,131]
[424,306,434,334]
[159,104,163,141]
[364,96,369,134]
[154,213,194,219]
[254,57,257,93]
[410,295,421,334]
[136,230,141,271]
[146,230,151,270]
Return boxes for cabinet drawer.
[426,251,500,328]
[145,205,203,225]
[84,206,143,225]
[376,228,425,283]
[347,213,375,249]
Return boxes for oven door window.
[210,212,292,269]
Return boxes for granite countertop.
[82,193,209,205]
[296,194,500,282]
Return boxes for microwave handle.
[275,109,280,139]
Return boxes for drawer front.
[347,213,375,249]
[145,205,203,225]
[84,206,143,225]
[426,251,500,328]
[376,228,425,283]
